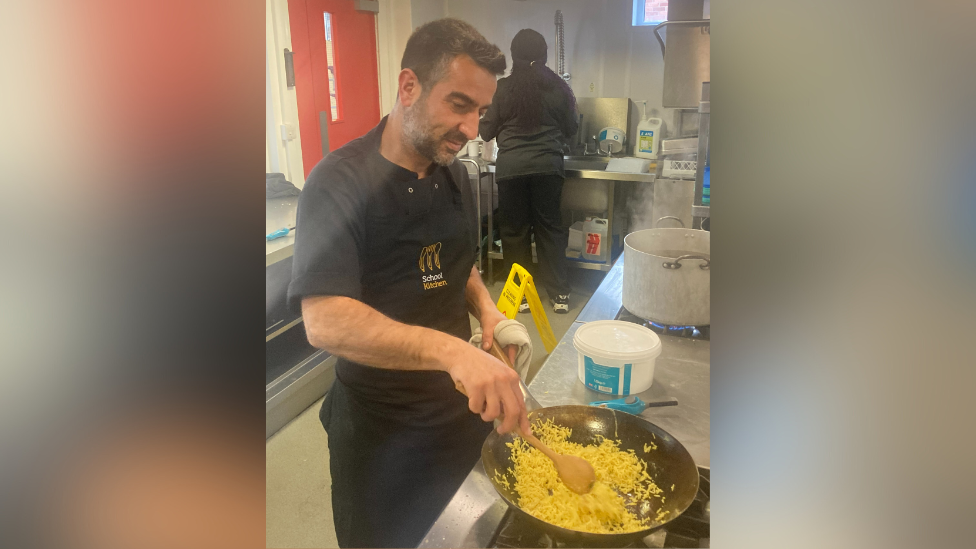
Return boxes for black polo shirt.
[287,117,479,339]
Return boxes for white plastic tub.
[573,320,662,396]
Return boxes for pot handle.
[655,216,685,228]
[663,255,710,270]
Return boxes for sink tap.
[583,136,615,157]
[583,136,601,156]
[575,113,584,152]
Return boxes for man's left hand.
[480,309,517,366]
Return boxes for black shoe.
[550,294,570,314]
[518,297,530,313]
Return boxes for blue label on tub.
[584,357,632,395]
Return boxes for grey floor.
[266,268,607,548]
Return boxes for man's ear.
[397,69,423,108]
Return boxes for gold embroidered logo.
[419,242,442,272]
[419,242,447,290]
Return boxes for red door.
[289,0,381,179]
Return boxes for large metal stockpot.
[623,228,710,326]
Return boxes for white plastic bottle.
[635,100,663,160]
[581,217,609,262]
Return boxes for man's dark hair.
[401,18,506,91]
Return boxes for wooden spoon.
[516,426,596,495]
[456,339,596,495]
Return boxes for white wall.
[408,0,668,146]
[267,0,668,185]
[266,0,306,187]
[376,0,415,116]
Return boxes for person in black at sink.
[479,28,579,315]
[287,18,531,549]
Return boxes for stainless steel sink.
[563,155,612,161]
[563,156,609,171]
[562,155,655,183]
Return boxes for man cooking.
[287,18,532,549]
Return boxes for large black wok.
[482,405,699,546]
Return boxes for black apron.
[320,151,491,548]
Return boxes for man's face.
[402,55,497,166]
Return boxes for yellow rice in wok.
[500,418,668,534]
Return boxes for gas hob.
[615,309,709,340]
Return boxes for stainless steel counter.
[265,195,336,439]
[418,256,710,548]
[462,154,657,278]
[566,168,656,184]
[266,196,300,340]
[563,160,655,273]
[266,196,298,267]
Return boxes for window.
[633,0,668,26]
[323,12,340,121]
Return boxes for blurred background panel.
[1,0,975,548]
[712,0,976,547]
[0,1,266,548]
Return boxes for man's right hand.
[444,341,530,435]
[301,295,531,434]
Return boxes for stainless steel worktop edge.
[458,155,654,183]
[266,242,295,267]
[565,169,656,183]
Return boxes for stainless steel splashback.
[576,97,632,149]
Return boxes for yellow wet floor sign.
[496,263,558,354]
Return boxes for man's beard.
[402,98,467,166]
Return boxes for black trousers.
[322,378,491,548]
[497,173,571,297]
